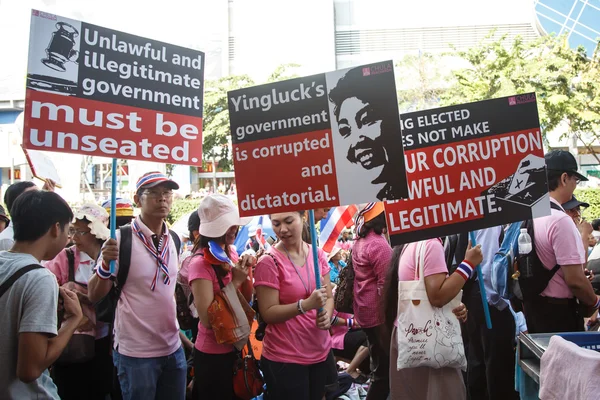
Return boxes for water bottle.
[518,228,533,278]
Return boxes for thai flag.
[319,206,358,253]
[256,216,266,247]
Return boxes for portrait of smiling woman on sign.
[327,63,408,204]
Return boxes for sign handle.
[109,158,117,275]
[307,210,324,313]
[469,231,492,329]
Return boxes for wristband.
[456,260,474,281]
[297,299,307,315]
[347,318,353,328]
[594,297,600,310]
[96,261,113,280]
[331,316,339,326]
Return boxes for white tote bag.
[396,241,467,371]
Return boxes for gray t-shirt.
[0,251,60,399]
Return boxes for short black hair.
[12,190,73,242]
[592,219,600,231]
[547,169,576,191]
[4,181,36,214]
[188,211,200,241]
[358,213,387,238]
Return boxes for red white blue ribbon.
[132,220,170,290]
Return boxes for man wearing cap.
[562,195,594,260]
[88,172,186,400]
[525,150,600,333]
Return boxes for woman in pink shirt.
[254,210,336,400]
[45,204,112,400]
[351,202,392,400]
[188,195,253,400]
[384,239,481,399]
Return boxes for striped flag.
[256,216,266,247]
[319,205,358,253]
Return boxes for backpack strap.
[169,229,181,255]
[66,248,75,282]
[115,225,133,295]
[0,264,44,299]
[550,202,563,212]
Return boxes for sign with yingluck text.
[23,10,204,165]
[228,61,408,216]
[386,93,550,245]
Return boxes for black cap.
[562,195,589,211]
[545,150,588,181]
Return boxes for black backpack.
[514,202,563,302]
[95,225,181,324]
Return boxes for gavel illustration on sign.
[42,22,79,71]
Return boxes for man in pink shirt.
[527,150,600,333]
[89,172,186,400]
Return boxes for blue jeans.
[113,346,187,400]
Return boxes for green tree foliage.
[201,64,302,171]
[441,34,600,158]
[395,53,452,113]
[575,189,600,221]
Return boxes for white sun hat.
[198,194,252,238]
[73,203,110,241]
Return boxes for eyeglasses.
[143,190,173,199]
[69,228,90,237]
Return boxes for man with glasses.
[88,172,186,400]
[525,150,600,333]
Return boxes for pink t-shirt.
[188,249,239,354]
[352,232,393,328]
[398,239,448,281]
[96,217,181,358]
[254,245,332,365]
[330,311,352,350]
[534,198,586,298]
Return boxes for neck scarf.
[132,220,170,290]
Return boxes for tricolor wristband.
[96,261,113,280]
[456,260,474,281]
[594,297,600,310]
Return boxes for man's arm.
[17,287,82,383]
[88,238,118,303]
[562,264,598,306]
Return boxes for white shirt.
[0,225,14,251]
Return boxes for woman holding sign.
[254,210,336,400]
[383,238,482,400]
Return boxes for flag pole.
[109,158,117,274]
[308,210,321,290]
[469,231,492,329]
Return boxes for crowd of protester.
[1,149,599,400]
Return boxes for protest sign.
[22,146,62,187]
[385,93,550,246]
[228,61,408,216]
[23,10,204,165]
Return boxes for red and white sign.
[23,10,205,165]
[385,94,550,245]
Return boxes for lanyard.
[282,244,311,296]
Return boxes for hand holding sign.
[464,240,483,266]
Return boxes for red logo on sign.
[362,67,371,76]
